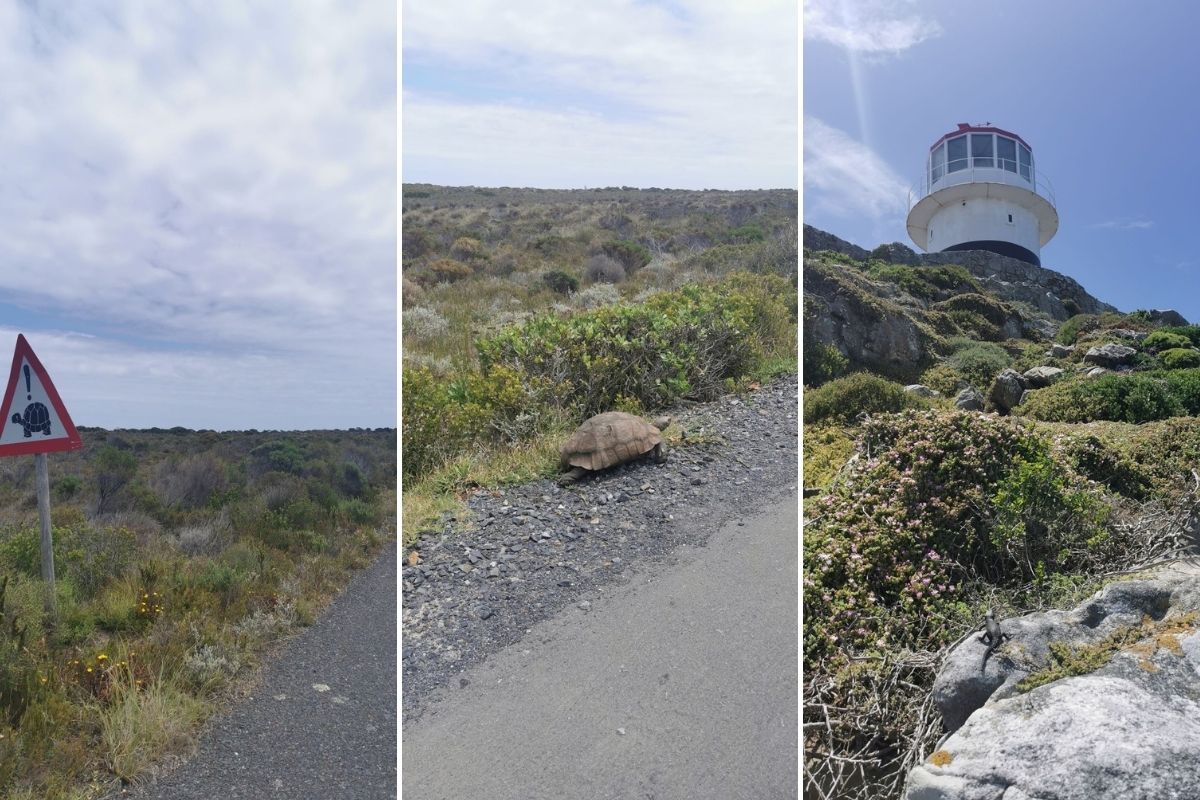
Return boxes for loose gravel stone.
[402,374,798,723]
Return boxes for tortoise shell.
[560,412,664,472]
[23,403,48,426]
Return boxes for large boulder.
[906,566,1200,800]
[1022,365,1064,388]
[954,387,985,411]
[905,384,940,398]
[1084,343,1138,368]
[988,369,1028,413]
[1049,343,1075,359]
[1145,309,1190,327]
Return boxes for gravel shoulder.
[111,543,398,800]
[402,375,798,723]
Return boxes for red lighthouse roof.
[929,122,1032,153]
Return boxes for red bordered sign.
[0,335,82,456]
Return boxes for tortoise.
[11,402,51,437]
[557,412,671,486]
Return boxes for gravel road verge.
[402,374,798,723]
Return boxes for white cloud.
[402,0,797,189]
[803,116,909,219]
[0,1,396,428]
[804,0,941,55]
[1090,218,1154,230]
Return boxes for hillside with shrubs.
[402,184,798,544]
[802,228,1200,799]
[0,426,394,798]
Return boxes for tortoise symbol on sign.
[12,402,51,437]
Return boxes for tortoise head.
[651,415,671,431]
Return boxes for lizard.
[979,608,1009,672]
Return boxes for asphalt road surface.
[402,495,798,800]
[113,542,397,800]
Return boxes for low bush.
[542,270,578,296]
[1057,313,1097,345]
[919,362,967,395]
[1020,373,1183,423]
[945,339,1011,390]
[1142,331,1192,352]
[450,237,487,262]
[402,307,450,340]
[598,240,651,273]
[1160,347,1200,370]
[867,263,979,300]
[584,254,625,284]
[803,373,919,425]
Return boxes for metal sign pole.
[35,452,56,619]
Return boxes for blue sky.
[803,0,1200,324]
[403,0,798,190]
[0,1,396,430]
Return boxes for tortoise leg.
[557,467,588,487]
[652,442,667,464]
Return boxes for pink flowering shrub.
[803,410,1112,663]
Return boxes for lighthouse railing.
[908,166,1056,212]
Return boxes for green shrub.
[726,224,765,243]
[584,254,625,284]
[919,363,967,396]
[542,270,578,296]
[1057,314,1097,345]
[479,273,791,416]
[1020,374,1183,423]
[1158,325,1200,347]
[802,341,848,388]
[450,237,487,261]
[427,258,473,284]
[1162,368,1200,414]
[1142,331,1192,352]
[95,446,138,515]
[1160,347,1200,369]
[945,339,1011,389]
[1058,435,1153,500]
[866,263,979,300]
[598,240,651,273]
[0,521,136,599]
[803,373,918,425]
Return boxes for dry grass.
[99,671,210,783]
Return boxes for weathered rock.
[904,384,940,398]
[1144,309,1190,327]
[988,369,1028,413]
[1109,328,1147,342]
[803,224,869,259]
[1049,343,1075,359]
[908,567,1200,800]
[804,262,935,381]
[1022,365,1064,388]
[1086,366,1109,378]
[919,250,1115,321]
[954,387,985,411]
[1084,343,1137,368]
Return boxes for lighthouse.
[906,123,1058,267]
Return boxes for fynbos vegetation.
[0,427,394,797]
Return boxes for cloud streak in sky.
[803,116,909,220]
[0,1,396,429]
[804,0,942,55]
[402,0,797,189]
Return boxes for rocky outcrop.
[871,242,921,265]
[804,260,935,382]
[906,565,1200,800]
[1145,309,1190,327]
[1084,343,1138,368]
[802,225,869,260]
[920,249,1115,321]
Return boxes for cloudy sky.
[402,0,797,190]
[0,1,396,431]
[804,0,1200,323]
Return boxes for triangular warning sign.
[0,335,82,456]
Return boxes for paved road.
[115,543,397,800]
[402,495,798,800]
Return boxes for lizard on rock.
[979,608,1009,672]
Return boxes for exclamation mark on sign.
[23,365,30,400]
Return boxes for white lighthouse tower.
[906,123,1058,266]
